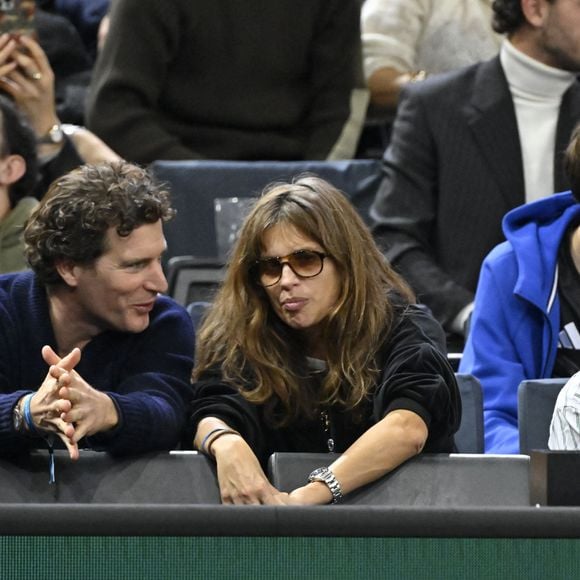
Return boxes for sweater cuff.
[384,396,432,429]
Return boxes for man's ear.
[521,0,550,28]
[0,154,26,186]
[55,260,81,288]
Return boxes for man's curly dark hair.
[492,0,525,33]
[24,161,174,286]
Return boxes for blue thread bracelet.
[22,394,57,484]
[22,393,40,435]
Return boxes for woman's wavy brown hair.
[194,176,414,424]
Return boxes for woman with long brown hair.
[190,176,460,505]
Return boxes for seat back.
[166,256,225,306]
[455,373,484,453]
[268,452,530,506]
[187,300,212,335]
[518,379,567,454]
[151,159,382,263]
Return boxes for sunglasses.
[252,249,328,287]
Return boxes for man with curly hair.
[0,161,194,460]
[371,0,580,346]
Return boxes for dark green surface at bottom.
[1,536,578,580]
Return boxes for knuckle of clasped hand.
[230,485,257,503]
[248,483,268,501]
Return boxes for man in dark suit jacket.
[370,0,580,339]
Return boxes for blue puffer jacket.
[460,192,580,453]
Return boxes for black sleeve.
[188,372,266,458]
[373,304,461,452]
[36,139,83,198]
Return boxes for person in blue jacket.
[460,124,580,453]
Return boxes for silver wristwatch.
[12,401,24,432]
[308,466,343,504]
[37,124,81,145]
[37,123,64,145]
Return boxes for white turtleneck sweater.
[500,40,577,202]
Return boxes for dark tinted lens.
[288,250,323,276]
[255,250,325,286]
[258,258,282,285]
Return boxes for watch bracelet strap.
[308,467,343,504]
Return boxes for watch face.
[38,124,64,145]
[308,467,330,483]
[49,125,64,144]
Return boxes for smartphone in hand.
[0,0,35,38]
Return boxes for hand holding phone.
[0,0,36,38]
[0,32,59,139]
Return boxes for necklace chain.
[320,410,335,452]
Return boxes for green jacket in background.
[0,197,38,274]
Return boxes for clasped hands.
[26,345,118,461]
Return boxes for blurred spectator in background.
[462,124,580,454]
[0,32,120,196]
[96,7,109,53]
[0,94,39,273]
[550,372,580,450]
[37,0,110,62]
[370,0,580,345]
[361,0,501,111]
[0,27,120,272]
[86,0,360,165]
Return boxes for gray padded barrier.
[151,159,382,263]
[0,450,220,504]
[4,451,580,537]
[5,504,580,537]
[518,379,567,454]
[268,452,531,506]
[455,373,484,453]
